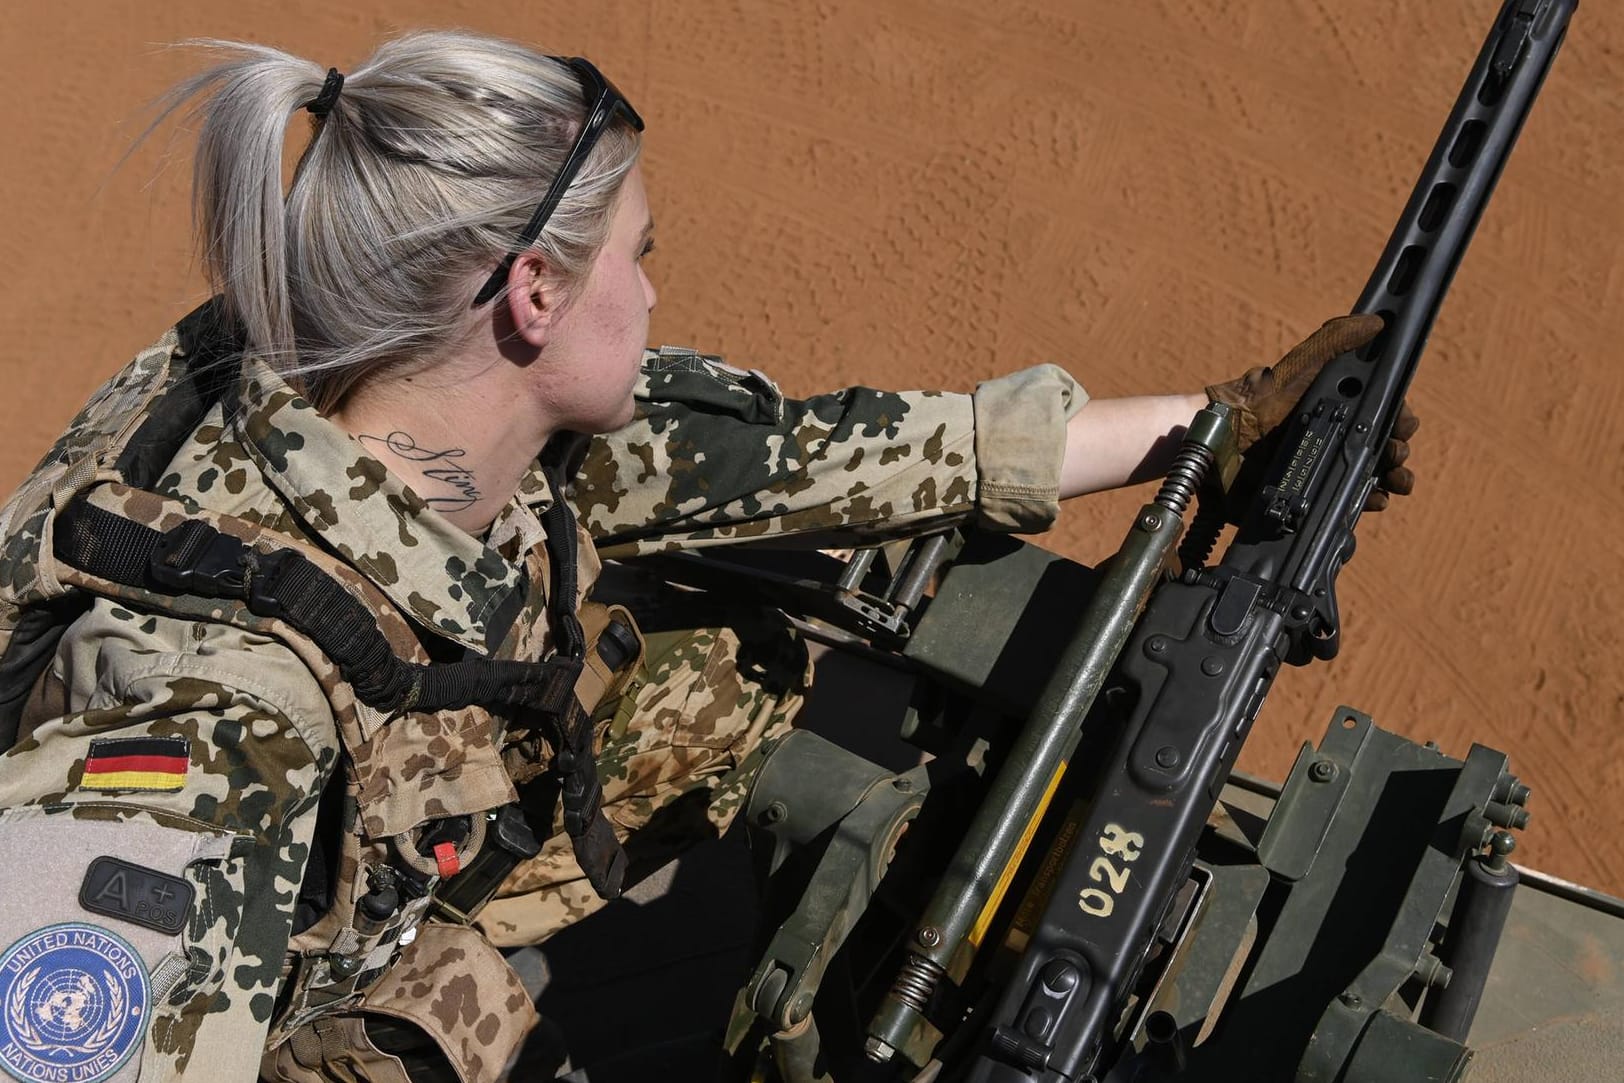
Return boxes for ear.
[503,251,563,347]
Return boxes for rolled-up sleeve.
[971,363,1088,533]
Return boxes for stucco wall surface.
[1,1,1620,895]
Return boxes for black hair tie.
[306,68,345,118]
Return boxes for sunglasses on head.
[471,56,645,308]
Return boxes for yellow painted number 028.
[1077,823,1145,918]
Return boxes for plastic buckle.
[538,656,584,718]
[244,548,297,621]
[149,522,251,598]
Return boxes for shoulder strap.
[53,492,629,898]
[113,299,242,490]
[536,466,626,896]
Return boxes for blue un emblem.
[0,922,149,1082]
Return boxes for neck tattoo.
[358,430,483,513]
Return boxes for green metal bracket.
[1257,715,1369,882]
[739,730,928,1035]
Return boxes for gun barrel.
[1274,0,1575,599]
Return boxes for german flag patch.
[81,736,190,792]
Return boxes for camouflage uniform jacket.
[0,323,1084,1082]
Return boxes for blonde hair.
[153,31,641,411]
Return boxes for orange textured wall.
[1,1,1620,892]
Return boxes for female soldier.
[0,30,1406,1083]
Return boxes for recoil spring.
[1178,501,1225,572]
[887,952,947,1014]
[1154,440,1216,519]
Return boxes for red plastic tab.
[433,841,461,879]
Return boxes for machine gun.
[931,2,1578,1079]
[693,2,1586,1081]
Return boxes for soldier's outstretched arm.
[573,319,1406,558]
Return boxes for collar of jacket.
[230,358,533,656]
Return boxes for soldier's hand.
[1205,314,1386,451]
[1364,400,1418,512]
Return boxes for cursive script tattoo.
[358,430,482,513]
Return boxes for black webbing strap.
[52,495,628,898]
[537,468,627,898]
[540,467,586,660]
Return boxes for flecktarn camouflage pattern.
[0,311,1082,1080]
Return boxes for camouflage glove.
[1205,314,1385,451]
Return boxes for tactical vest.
[0,300,644,1079]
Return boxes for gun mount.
[696,505,1624,1082]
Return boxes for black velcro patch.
[79,856,194,936]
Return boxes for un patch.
[0,923,149,1082]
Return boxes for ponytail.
[141,33,641,412]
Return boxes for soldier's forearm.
[1059,392,1208,499]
